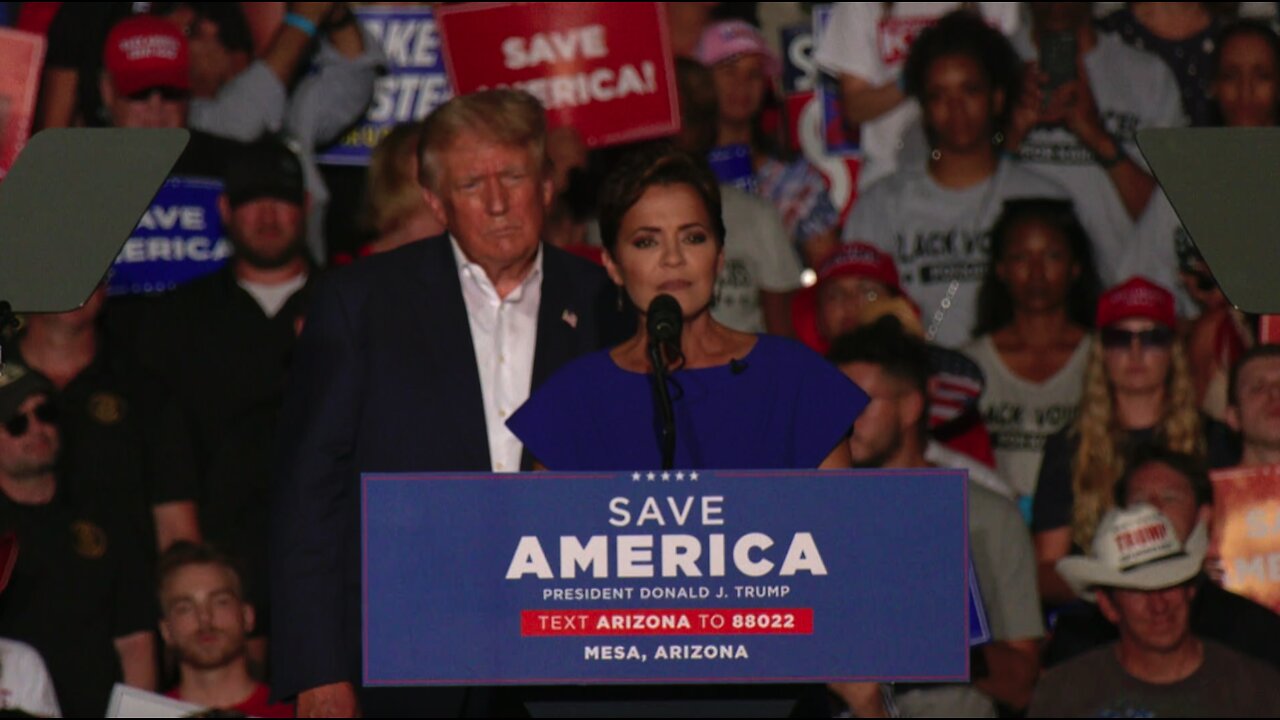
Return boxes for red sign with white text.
[521,608,815,637]
[0,27,45,180]
[437,2,679,148]
[1210,465,1280,612]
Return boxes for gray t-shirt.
[961,335,1091,497]
[894,481,1045,718]
[841,159,1069,348]
[1014,32,1187,287]
[1028,639,1280,717]
[712,186,804,334]
[812,2,1021,189]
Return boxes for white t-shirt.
[961,334,1091,497]
[237,273,308,318]
[1014,32,1188,287]
[841,159,1070,348]
[712,186,805,334]
[813,2,1022,189]
[0,639,60,717]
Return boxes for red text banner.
[437,2,679,148]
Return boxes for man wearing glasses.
[0,364,156,716]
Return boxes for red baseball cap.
[817,242,903,293]
[103,16,190,98]
[1096,276,1177,329]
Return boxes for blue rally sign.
[317,6,452,165]
[362,468,969,685]
[107,176,229,296]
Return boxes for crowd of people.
[1,1,1280,717]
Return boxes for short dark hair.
[597,142,726,255]
[154,3,255,55]
[902,10,1023,137]
[156,541,247,609]
[1213,19,1280,83]
[1115,446,1213,508]
[1229,343,1280,407]
[827,315,932,438]
[973,198,1101,337]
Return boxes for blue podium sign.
[362,469,969,686]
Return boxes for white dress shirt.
[450,237,543,472]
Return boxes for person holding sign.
[694,20,843,267]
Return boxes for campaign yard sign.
[107,177,229,296]
[1210,465,1280,612]
[317,6,452,165]
[363,468,970,685]
[0,27,44,179]
[437,2,679,148]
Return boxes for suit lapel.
[401,236,492,470]
[531,245,583,390]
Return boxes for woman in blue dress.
[507,143,869,472]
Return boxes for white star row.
[630,471,700,482]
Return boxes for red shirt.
[167,682,295,718]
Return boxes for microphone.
[646,294,682,347]
[730,358,748,375]
[646,294,682,471]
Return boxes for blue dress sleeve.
[506,351,606,470]
[772,338,870,467]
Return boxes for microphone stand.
[648,339,676,471]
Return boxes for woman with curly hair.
[1031,277,1204,606]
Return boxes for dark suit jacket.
[269,236,625,708]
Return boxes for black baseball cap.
[224,136,305,207]
[0,364,52,423]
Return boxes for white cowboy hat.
[1057,503,1207,600]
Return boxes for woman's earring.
[616,285,625,312]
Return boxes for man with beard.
[135,136,312,666]
[159,542,293,716]
[829,317,1044,715]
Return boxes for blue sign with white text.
[362,468,969,685]
[107,176,229,296]
[707,144,757,194]
[317,6,452,165]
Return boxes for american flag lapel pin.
[561,308,578,329]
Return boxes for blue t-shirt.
[506,335,869,471]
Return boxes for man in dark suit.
[270,90,624,717]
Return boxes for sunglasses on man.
[1100,326,1175,350]
[4,403,58,437]
[125,86,190,102]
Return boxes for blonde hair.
[364,122,428,236]
[1070,337,1204,549]
[418,89,548,192]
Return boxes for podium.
[362,468,971,716]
